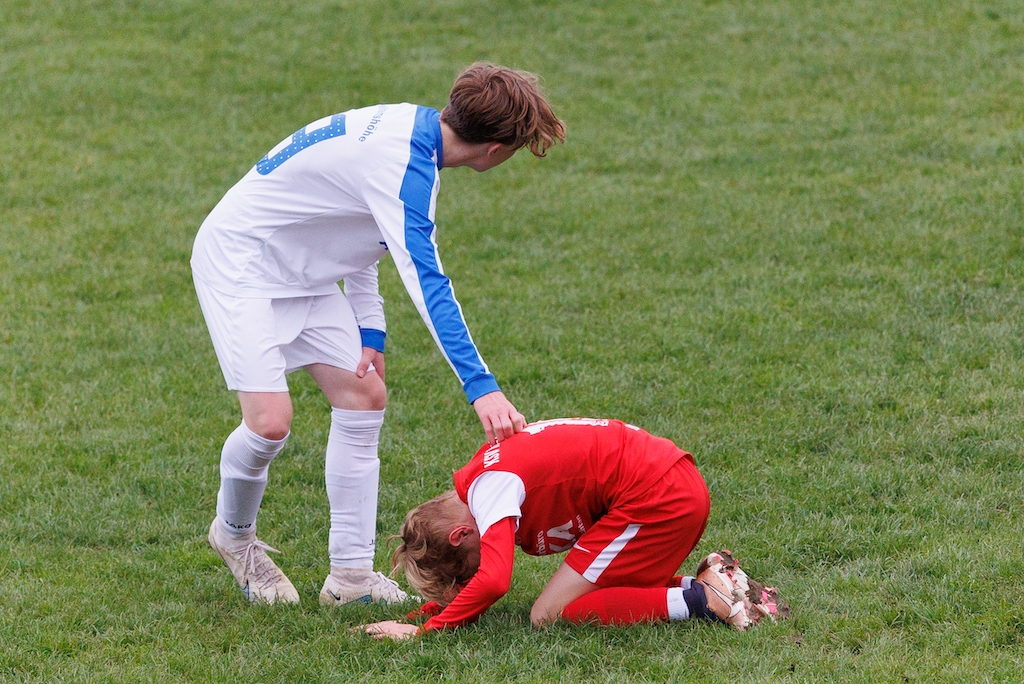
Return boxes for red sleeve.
[422,516,516,632]
[406,601,443,620]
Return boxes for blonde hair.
[441,62,566,157]
[390,490,478,605]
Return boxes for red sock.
[561,587,670,626]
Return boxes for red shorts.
[563,455,710,587]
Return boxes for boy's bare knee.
[259,424,291,441]
[246,413,292,441]
[359,375,387,411]
[343,373,386,411]
[239,393,293,440]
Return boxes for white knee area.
[216,421,289,537]
[325,407,384,569]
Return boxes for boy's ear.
[448,525,474,547]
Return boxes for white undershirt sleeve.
[343,262,386,334]
[466,471,526,536]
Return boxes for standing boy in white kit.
[190,63,566,606]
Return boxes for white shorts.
[193,276,363,392]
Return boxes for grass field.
[2,0,1024,681]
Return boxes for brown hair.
[390,490,478,605]
[441,62,566,157]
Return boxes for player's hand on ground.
[356,347,385,381]
[473,391,527,445]
[358,620,420,640]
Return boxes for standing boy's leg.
[208,391,299,604]
[216,392,292,535]
[194,279,303,604]
[304,363,408,605]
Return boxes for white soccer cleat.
[208,518,300,604]
[319,567,412,606]
[696,561,751,630]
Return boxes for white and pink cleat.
[695,549,789,630]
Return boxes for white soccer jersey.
[190,103,499,402]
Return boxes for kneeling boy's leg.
[560,582,713,626]
[562,471,710,589]
[548,458,711,625]
[530,563,597,626]
[535,562,714,627]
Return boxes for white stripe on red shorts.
[581,523,642,583]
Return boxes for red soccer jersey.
[453,418,684,556]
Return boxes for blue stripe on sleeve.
[399,106,500,403]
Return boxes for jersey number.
[546,520,575,553]
[256,113,347,175]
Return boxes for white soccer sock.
[325,408,384,569]
[667,577,697,620]
[667,587,690,620]
[216,422,288,539]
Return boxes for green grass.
[2,0,1024,681]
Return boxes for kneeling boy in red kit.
[362,418,786,638]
